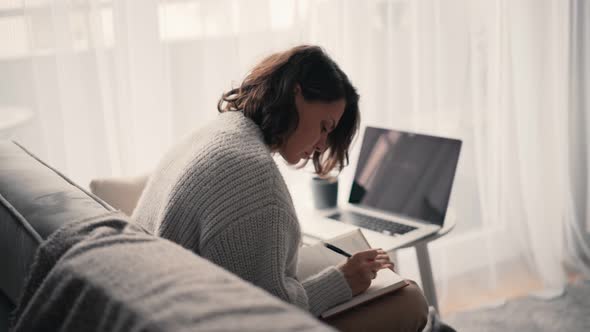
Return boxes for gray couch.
[0,141,333,331]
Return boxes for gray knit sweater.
[132,111,352,316]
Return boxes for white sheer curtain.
[1,0,588,315]
[567,0,590,278]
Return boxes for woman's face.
[279,86,346,164]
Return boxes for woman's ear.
[294,83,301,95]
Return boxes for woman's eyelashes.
[321,119,335,134]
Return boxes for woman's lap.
[322,282,429,332]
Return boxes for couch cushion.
[0,141,114,304]
[89,174,149,216]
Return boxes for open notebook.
[297,228,409,318]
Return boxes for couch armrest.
[0,140,114,304]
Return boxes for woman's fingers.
[355,249,393,262]
[373,250,396,271]
[369,261,383,270]
[375,258,394,265]
[352,249,397,276]
[354,249,380,260]
[368,260,394,272]
[371,258,395,272]
[375,255,391,263]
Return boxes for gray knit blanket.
[9,213,333,332]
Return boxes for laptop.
[313,126,462,247]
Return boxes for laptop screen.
[349,127,462,226]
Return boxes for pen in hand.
[323,242,352,258]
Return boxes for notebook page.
[327,228,370,254]
[363,268,404,293]
[297,244,346,280]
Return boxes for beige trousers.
[322,282,429,332]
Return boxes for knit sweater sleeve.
[199,203,351,316]
[300,266,352,316]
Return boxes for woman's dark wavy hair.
[218,45,360,177]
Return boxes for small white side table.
[0,107,34,139]
[393,218,456,313]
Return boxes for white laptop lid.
[348,127,462,227]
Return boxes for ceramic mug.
[311,176,338,209]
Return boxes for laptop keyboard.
[327,211,417,235]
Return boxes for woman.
[133,45,428,331]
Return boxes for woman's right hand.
[338,248,395,296]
